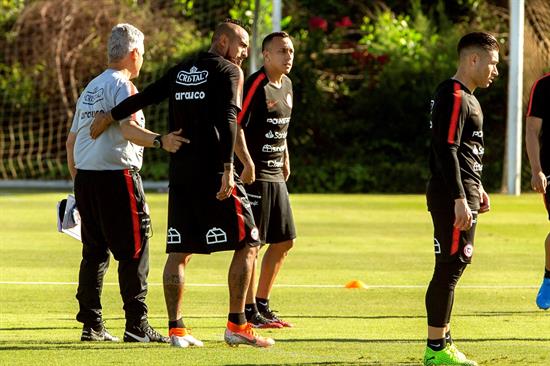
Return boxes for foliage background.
[0,0,549,192]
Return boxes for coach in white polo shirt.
[66,23,186,344]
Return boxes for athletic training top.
[110,52,243,184]
[70,69,145,170]
[427,79,484,211]
[526,73,550,173]
[237,67,293,182]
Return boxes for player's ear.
[130,48,139,60]
[471,52,480,66]
[219,34,229,49]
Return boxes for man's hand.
[531,171,548,194]
[479,186,490,214]
[90,111,114,139]
[454,198,473,231]
[283,159,290,181]
[240,162,255,185]
[162,129,190,153]
[216,165,235,201]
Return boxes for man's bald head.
[212,19,249,44]
[210,18,250,67]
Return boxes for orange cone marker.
[345,280,367,289]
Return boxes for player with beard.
[90,19,274,348]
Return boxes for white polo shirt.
[70,69,145,171]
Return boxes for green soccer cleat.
[423,344,478,366]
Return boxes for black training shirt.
[111,52,243,183]
[237,67,293,182]
[527,73,550,173]
[427,79,484,211]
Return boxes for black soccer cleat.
[124,323,169,343]
[261,308,294,328]
[81,323,119,342]
[248,312,283,329]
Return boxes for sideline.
[0,281,539,289]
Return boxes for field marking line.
[0,281,539,289]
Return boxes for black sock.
[245,303,258,320]
[427,338,446,351]
[544,268,550,279]
[228,312,247,326]
[168,318,185,330]
[256,297,269,313]
[445,331,452,345]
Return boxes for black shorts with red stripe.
[430,209,478,264]
[166,173,260,254]
[74,169,150,261]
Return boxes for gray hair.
[107,23,144,63]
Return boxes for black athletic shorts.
[74,169,151,261]
[430,209,478,264]
[166,173,260,254]
[245,180,296,244]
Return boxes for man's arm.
[90,72,172,139]
[478,183,490,214]
[66,132,77,180]
[235,124,255,184]
[215,65,245,200]
[433,87,472,230]
[283,140,290,181]
[525,116,546,193]
[120,121,189,153]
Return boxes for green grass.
[0,192,549,365]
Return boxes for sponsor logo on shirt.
[175,91,206,100]
[473,163,483,172]
[266,99,278,109]
[262,144,286,153]
[83,87,104,105]
[472,145,484,156]
[267,159,284,168]
[265,131,287,139]
[472,130,483,138]
[175,66,208,86]
[267,117,290,125]
[80,110,103,120]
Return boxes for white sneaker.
[169,328,204,348]
[170,334,189,348]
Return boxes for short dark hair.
[262,31,290,51]
[222,18,250,34]
[457,32,499,55]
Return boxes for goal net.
[0,0,267,182]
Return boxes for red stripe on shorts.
[123,170,142,259]
[232,187,246,242]
[450,227,460,255]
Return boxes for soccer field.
[0,191,548,365]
